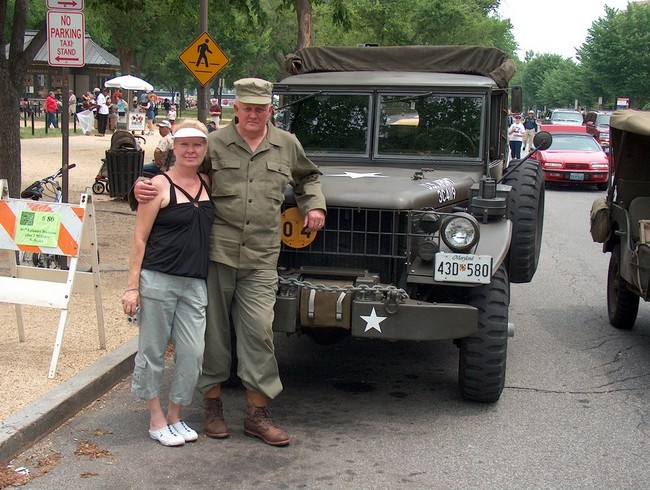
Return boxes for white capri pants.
[131,269,207,406]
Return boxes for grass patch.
[18,106,235,139]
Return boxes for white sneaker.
[170,420,198,442]
[149,425,185,446]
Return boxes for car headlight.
[440,213,480,252]
[543,162,563,168]
[591,162,609,170]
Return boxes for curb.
[0,337,138,465]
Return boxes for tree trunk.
[295,0,313,50]
[0,2,46,197]
[0,72,22,197]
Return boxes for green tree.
[517,53,565,111]
[313,0,515,53]
[578,3,650,109]
[536,61,583,109]
[1,0,46,196]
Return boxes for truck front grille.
[279,207,410,283]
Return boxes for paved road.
[10,184,650,489]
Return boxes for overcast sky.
[497,0,635,59]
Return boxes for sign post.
[47,3,85,204]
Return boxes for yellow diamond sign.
[179,32,230,86]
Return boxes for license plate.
[569,173,585,181]
[434,252,492,284]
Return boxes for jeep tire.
[502,160,545,283]
[459,264,509,403]
[607,244,639,329]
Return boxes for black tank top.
[142,173,213,279]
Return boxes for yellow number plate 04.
[281,207,318,249]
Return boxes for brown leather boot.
[204,397,229,438]
[244,406,290,446]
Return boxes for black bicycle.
[18,163,76,268]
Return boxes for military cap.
[234,78,273,105]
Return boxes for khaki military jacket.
[205,121,326,269]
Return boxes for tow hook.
[384,289,401,314]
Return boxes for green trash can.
[105,149,144,198]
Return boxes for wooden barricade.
[0,180,105,378]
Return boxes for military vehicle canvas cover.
[284,45,516,88]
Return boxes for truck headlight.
[440,213,480,252]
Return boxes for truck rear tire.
[459,264,509,403]
[502,160,545,283]
[607,244,639,329]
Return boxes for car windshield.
[549,134,603,151]
[275,92,484,160]
[551,111,583,124]
[596,114,611,127]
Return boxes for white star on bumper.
[328,172,389,179]
[361,308,387,333]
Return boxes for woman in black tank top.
[122,121,213,447]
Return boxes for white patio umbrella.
[104,75,153,132]
[104,74,153,91]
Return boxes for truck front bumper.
[273,295,478,341]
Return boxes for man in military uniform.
[133,78,326,446]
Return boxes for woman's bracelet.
[124,288,139,293]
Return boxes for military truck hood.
[288,165,481,210]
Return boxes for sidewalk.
[0,338,138,465]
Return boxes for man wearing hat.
[209,97,222,129]
[522,109,538,152]
[94,87,110,137]
[133,77,326,446]
[142,120,175,175]
[198,77,325,447]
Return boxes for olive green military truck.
[272,45,549,403]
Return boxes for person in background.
[209,98,222,129]
[522,109,538,152]
[112,89,123,106]
[167,104,177,127]
[508,114,525,160]
[94,87,109,137]
[68,90,77,116]
[142,120,175,175]
[82,91,94,110]
[133,78,326,447]
[143,94,156,135]
[44,91,59,129]
[117,94,128,117]
[122,119,213,447]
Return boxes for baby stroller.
[92,130,146,194]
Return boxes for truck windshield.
[276,93,370,155]
[275,92,483,159]
[377,94,483,159]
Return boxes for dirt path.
[0,131,161,421]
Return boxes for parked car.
[591,109,650,329]
[584,110,612,152]
[543,108,584,126]
[534,126,610,189]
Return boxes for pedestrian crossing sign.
[179,32,230,86]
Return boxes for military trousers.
[197,262,283,399]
